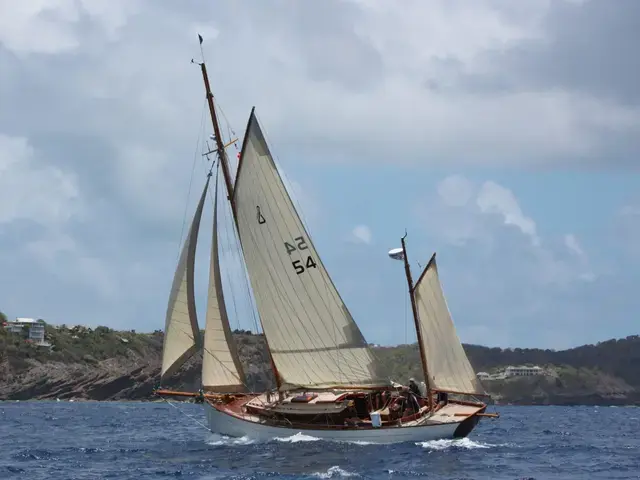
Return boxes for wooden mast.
[200,61,234,200]
[400,234,433,411]
[197,37,282,392]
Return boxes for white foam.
[417,437,496,450]
[274,432,320,443]
[312,466,358,478]
[206,434,255,446]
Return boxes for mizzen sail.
[160,177,209,381]
[232,110,388,391]
[202,170,246,392]
[413,254,485,395]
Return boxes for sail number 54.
[284,236,317,275]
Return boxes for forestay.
[202,170,246,392]
[232,109,389,391]
[412,254,486,395]
[160,178,209,381]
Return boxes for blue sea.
[1,402,638,479]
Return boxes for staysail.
[202,169,246,392]
[232,109,389,391]
[412,254,486,395]
[160,177,210,381]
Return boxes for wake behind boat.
[154,35,498,444]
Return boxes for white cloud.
[0,133,117,300]
[412,174,606,347]
[25,231,117,299]
[0,134,80,226]
[437,174,475,207]
[0,0,80,55]
[564,233,584,257]
[0,0,637,344]
[0,0,139,55]
[349,225,373,245]
[422,175,594,287]
[476,180,539,246]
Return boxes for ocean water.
[0,402,638,479]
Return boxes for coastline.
[2,326,638,405]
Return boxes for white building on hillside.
[3,318,47,345]
[505,365,543,377]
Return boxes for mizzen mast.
[400,234,433,411]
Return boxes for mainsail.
[412,254,486,395]
[160,177,209,381]
[232,110,389,391]
[202,170,246,392]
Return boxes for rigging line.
[166,323,262,399]
[236,164,338,378]
[205,162,244,334]
[253,110,314,236]
[240,143,374,384]
[224,185,262,335]
[161,397,210,432]
[202,345,267,402]
[250,115,372,377]
[250,154,374,383]
[207,157,256,335]
[233,194,326,387]
[176,98,208,264]
[219,187,242,331]
[405,279,409,345]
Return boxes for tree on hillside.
[0,311,7,323]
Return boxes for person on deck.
[408,378,421,397]
[406,378,421,412]
[436,391,449,405]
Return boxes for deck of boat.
[212,394,484,430]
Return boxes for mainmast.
[195,34,282,391]
[197,40,234,198]
[400,234,433,411]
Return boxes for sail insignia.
[232,110,389,391]
[256,206,266,225]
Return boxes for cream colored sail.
[413,254,486,395]
[202,170,246,392]
[160,178,209,381]
[232,109,389,391]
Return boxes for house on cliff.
[2,317,49,346]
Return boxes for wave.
[417,437,501,450]
[311,466,358,478]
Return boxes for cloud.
[0,0,140,56]
[436,175,475,207]
[476,181,539,246]
[413,175,603,347]
[424,175,594,286]
[0,134,80,227]
[564,234,584,257]
[0,0,637,347]
[349,225,373,245]
[25,232,117,298]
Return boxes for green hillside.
[1,309,639,404]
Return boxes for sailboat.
[155,37,498,444]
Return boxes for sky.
[1,0,639,350]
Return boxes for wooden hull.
[204,399,485,444]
